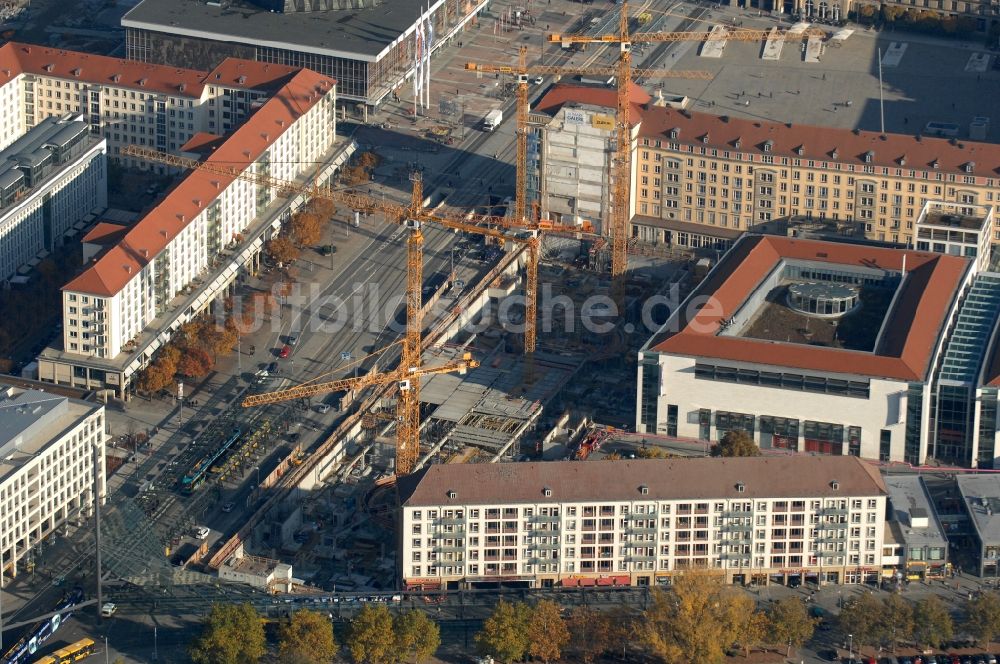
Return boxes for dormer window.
[701,133,709,144]
[640,485,649,495]
[796,145,804,156]
[238,75,247,85]
[899,155,907,166]
[447,490,457,499]
[543,487,552,497]
[966,162,975,173]
[831,149,839,160]
[762,140,773,153]
[864,150,874,163]
[736,482,745,493]
[830,480,840,491]
[734,138,742,149]
[931,159,939,170]
[669,128,679,140]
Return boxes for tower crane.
[122,145,582,466]
[546,5,826,297]
[465,46,713,226]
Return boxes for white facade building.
[397,456,888,590]
[637,235,976,466]
[914,201,994,273]
[0,386,106,579]
[29,55,339,397]
[528,84,646,234]
[0,116,107,282]
[0,42,312,172]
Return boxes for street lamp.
[848,633,853,661]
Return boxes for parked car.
[100,602,117,617]
[315,403,331,414]
[288,334,299,346]
[268,362,279,374]
[279,345,291,358]
[193,526,210,540]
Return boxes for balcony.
[626,525,657,534]
[528,514,560,523]
[722,510,752,518]
[433,544,465,553]
[720,523,752,533]
[622,512,654,521]
[434,516,466,526]
[626,555,656,562]
[819,507,848,516]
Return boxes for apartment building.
[36,66,337,396]
[396,456,888,590]
[531,85,1000,251]
[0,386,106,579]
[0,42,306,172]
[0,116,107,282]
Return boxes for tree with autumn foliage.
[176,346,213,378]
[267,236,300,265]
[642,572,749,664]
[566,606,612,664]
[711,430,761,457]
[290,211,323,247]
[527,600,570,664]
[304,197,335,220]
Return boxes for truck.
[482,109,503,131]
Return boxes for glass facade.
[978,389,998,469]
[760,416,799,450]
[639,359,659,434]
[715,411,755,440]
[803,421,844,455]
[904,383,924,465]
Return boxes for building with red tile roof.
[529,84,1000,250]
[33,56,339,399]
[637,234,984,466]
[0,42,324,170]
[397,455,888,589]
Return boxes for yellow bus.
[32,638,96,664]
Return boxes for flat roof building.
[637,234,999,466]
[955,475,1000,577]
[915,201,993,273]
[882,475,949,580]
[122,0,489,109]
[0,386,106,579]
[396,456,887,590]
[0,115,107,282]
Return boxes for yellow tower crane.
[547,5,826,297]
[122,145,581,468]
[465,46,713,226]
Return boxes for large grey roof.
[956,474,1000,545]
[398,456,887,507]
[0,387,101,484]
[883,475,948,551]
[0,389,68,453]
[123,0,430,60]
